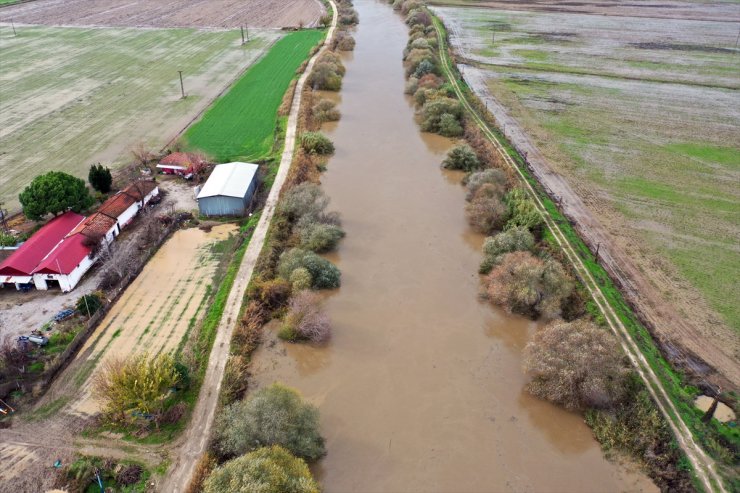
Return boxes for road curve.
[159,4,338,491]
[432,16,727,493]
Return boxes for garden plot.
[0,0,325,29]
[0,26,277,211]
[435,5,740,384]
[63,224,236,417]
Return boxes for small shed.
[197,162,259,217]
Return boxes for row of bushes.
[196,17,358,491]
[397,1,695,490]
[195,384,324,493]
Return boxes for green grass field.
[184,29,325,162]
[0,25,277,211]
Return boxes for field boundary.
[160,36,281,153]
[432,15,727,493]
[159,2,338,490]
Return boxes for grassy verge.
[432,14,738,490]
[184,30,326,162]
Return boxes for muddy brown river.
[250,0,657,491]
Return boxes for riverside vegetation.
[188,3,359,490]
[394,0,699,490]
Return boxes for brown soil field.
[0,0,325,28]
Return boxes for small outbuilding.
[197,162,259,217]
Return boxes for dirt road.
[0,0,325,28]
[159,4,338,491]
[433,18,728,493]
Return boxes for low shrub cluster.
[308,51,346,91]
[312,98,341,123]
[479,226,534,274]
[300,131,335,155]
[332,30,356,51]
[278,248,341,290]
[442,144,480,171]
[204,445,319,493]
[337,0,359,26]
[279,291,331,343]
[61,456,148,493]
[214,383,326,461]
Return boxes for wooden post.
[240,26,245,45]
[11,20,17,37]
[178,70,185,99]
[595,243,601,262]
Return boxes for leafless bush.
[486,251,573,319]
[281,291,331,343]
[0,338,30,379]
[524,319,629,410]
[115,464,143,486]
[312,99,340,123]
[186,453,217,493]
[131,142,154,165]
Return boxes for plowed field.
[0,0,325,28]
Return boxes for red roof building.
[99,192,137,218]
[67,212,118,240]
[33,234,91,275]
[0,212,84,278]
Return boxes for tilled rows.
[0,0,325,29]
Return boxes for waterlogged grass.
[433,14,738,489]
[185,30,325,162]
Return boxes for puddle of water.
[694,395,736,423]
[249,1,657,491]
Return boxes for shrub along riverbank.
[187,2,359,490]
[391,0,725,490]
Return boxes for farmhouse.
[0,211,85,289]
[0,180,159,292]
[196,162,259,217]
[99,180,159,229]
[156,152,204,178]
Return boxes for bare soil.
[0,0,326,28]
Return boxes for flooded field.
[67,224,236,416]
[433,5,740,387]
[249,0,656,491]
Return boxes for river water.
[250,0,656,491]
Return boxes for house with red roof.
[0,211,85,290]
[99,180,159,230]
[0,180,159,293]
[156,152,204,178]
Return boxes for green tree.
[214,383,326,461]
[76,293,103,317]
[92,352,180,423]
[19,171,93,220]
[88,163,113,193]
[442,144,480,171]
[203,446,319,493]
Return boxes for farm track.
[0,0,325,29]
[159,3,338,490]
[433,17,728,493]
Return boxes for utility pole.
[178,70,186,99]
[240,26,245,45]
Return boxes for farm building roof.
[33,234,91,275]
[197,162,259,200]
[122,180,158,202]
[0,212,85,277]
[99,191,137,218]
[67,212,117,239]
[159,152,203,168]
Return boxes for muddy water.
[250,0,656,491]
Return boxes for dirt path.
[159,5,338,491]
[434,18,728,493]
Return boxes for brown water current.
[249,1,657,491]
